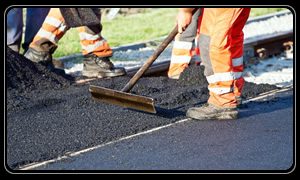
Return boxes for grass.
[52,8,288,58]
[250,8,287,17]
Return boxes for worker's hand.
[177,9,193,34]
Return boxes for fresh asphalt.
[29,89,294,172]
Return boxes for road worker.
[177,8,251,120]
[168,8,201,79]
[24,8,126,78]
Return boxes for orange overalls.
[167,9,201,78]
[197,8,250,108]
[29,8,112,57]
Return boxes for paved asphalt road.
[21,89,294,172]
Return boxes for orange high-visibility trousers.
[197,8,250,107]
[168,8,201,78]
[29,8,112,57]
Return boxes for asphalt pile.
[91,65,277,109]
[6,50,279,169]
[6,47,74,93]
[6,47,74,112]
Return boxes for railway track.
[126,30,293,76]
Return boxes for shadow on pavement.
[239,94,293,119]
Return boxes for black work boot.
[8,45,20,53]
[24,47,65,72]
[186,103,238,120]
[82,54,126,78]
[24,47,53,64]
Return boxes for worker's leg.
[77,10,112,57]
[78,8,126,78]
[187,8,250,120]
[230,8,251,105]
[6,8,23,52]
[25,8,69,63]
[168,8,201,79]
[23,8,50,53]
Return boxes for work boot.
[24,47,52,64]
[186,103,238,120]
[8,45,20,53]
[24,47,65,72]
[82,54,126,78]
